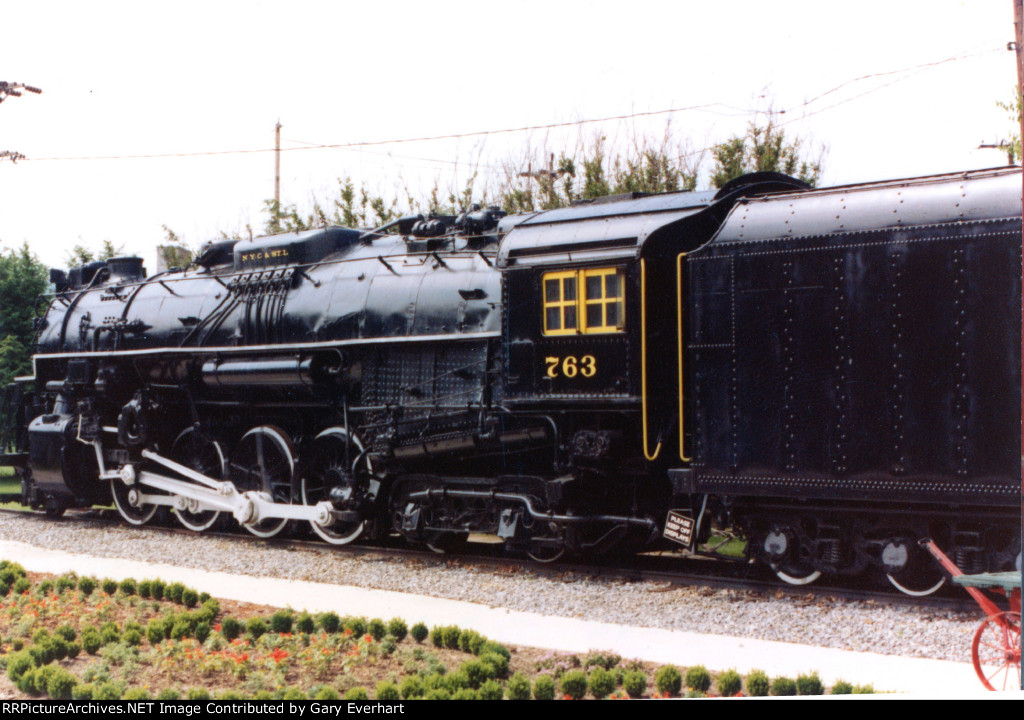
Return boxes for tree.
[709,111,824,188]
[995,90,1021,165]
[0,243,48,386]
[64,239,123,268]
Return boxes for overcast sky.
[0,0,1017,269]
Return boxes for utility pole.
[274,120,282,211]
[1016,0,1024,692]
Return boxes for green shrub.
[166,583,185,604]
[411,622,429,643]
[533,674,556,701]
[313,686,340,701]
[54,625,76,642]
[36,579,54,596]
[506,672,531,700]
[685,664,712,693]
[270,610,293,634]
[50,638,69,661]
[118,578,137,596]
[282,687,306,700]
[367,618,386,642]
[93,682,123,700]
[399,675,424,699]
[101,578,118,595]
[123,688,151,700]
[478,679,503,700]
[13,577,31,595]
[157,688,181,700]
[480,651,509,678]
[171,621,191,641]
[72,683,95,701]
[0,581,9,597]
[588,667,615,699]
[746,669,770,697]
[146,619,165,645]
[65,641,81,659]
[716,669,742,697]
[319,612,341,634]
[460,659,493,689]
[344,687,369,701]
[479,640,509,661]
[344,617,367,637]
[137,580,152,599]
[77,577,97,596]
[442,625,461,649]
[246,618,267,641]
[796,672,823,696]
[56,574,77,594]
[830,680,853,695]
[220,617,242,641]
[150,580,165,600]
[771,676,797,696]
[81,630,102,655]
[180,589,199,608]
[296,612,315,634]
[853,684,875,694]
[384,617,407,642]
[6,651,34,682]
[375,681,400,701]
[186,688,211,700]
[194,622,211,644]
[560,669,588,700]
[623,670,647,698]
[99,623,120,645]
[655,665,682,697]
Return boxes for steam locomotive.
[1,166,1020,596]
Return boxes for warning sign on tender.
[663,510,694,548]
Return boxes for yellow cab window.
[542,268,624,335]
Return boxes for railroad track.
[0,506,982,614]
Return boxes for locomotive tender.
[1,166,1020,594]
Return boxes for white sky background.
[0,0,1018,270]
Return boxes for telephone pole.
[274,120,282,210]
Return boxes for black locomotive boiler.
[1,166,1020,595]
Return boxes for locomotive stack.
[1,166,1020,595]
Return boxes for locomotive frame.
[1,166,1020,594]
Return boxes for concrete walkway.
[2,540,1017,698]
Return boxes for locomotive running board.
[116,450,335,527]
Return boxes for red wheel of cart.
[971,611,1021,691]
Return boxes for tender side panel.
[687,218,1021,506]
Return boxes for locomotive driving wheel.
[110,472,160,526]
[231,426,294,538]
[300,426,375,546]
[972,611,1021,691]
[170,427,227,533]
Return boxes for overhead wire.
[19,44,1006,165]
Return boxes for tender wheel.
[170,428,226,532]
[972,611,1021,691]
[111,477,159,526]
[232,426,294,538]
[882,537,946,597]
[300,427,374,546]
[526,543,565,564]
[886,570,946,597]
[771,562,822,586]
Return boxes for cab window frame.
[541,266,626,336]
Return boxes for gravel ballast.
[0,511,981,664]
